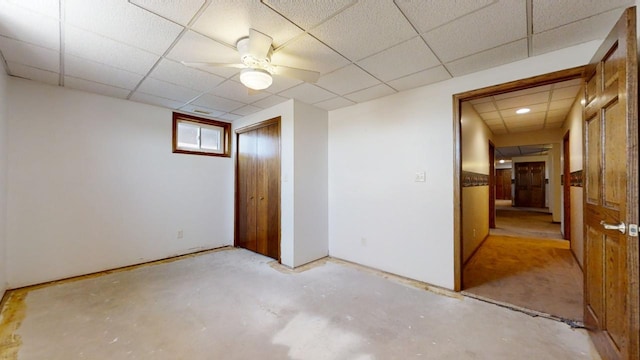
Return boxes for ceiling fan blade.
[273,65,321,83]
[248,28,273,59]
[181,61,245,69]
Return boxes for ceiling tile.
[166,30,240,78]
[500,104,548,119]
[357,36,440,82]
[395,0,494,33]
[551,85,581,101]
[271,34,349,75]
[65,0,183,55]
[479,111,501,120]
[192,0,302,48]
[504,117,545,127]
[278,83,335,104]
[0,36,59,72]
[64,76,131,99]
[493,84,551,100]
[137,77,202,103]
[496,94,550,111]
[210,80,270,104]
[387,66,451,92]
[317,65,379,96]
[262,0,356,30]
[7,61,59,85]
[64,25,159,75]
[547,109,569,118]
[532,8,625,56]
[532,0,632,33]
[472,102,497,113]
[130,92,185,109]
[344,84,396,103]
[232,104,262,116]
[6,0,59,18]
[264,75,302,94]
[192,93,245,113]
[546,117,566,125]
[65,55,143,90]
[129,0,205,26]
[310,0,416,61]
[509,125,544,133]
[314,96,355,111]
[545,122,564,129]
[251,94,289,109]
[0,2,59,50]
[548,99,574,110]
[177,105,225,118]
[149,59,225,92]
[445,39,528,77]
[424,1,526,62]
[218,113,241,121]
[484,118,503,126]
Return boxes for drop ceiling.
[0,0,633,121]
[469,78,583,135]
[496,144,553,161]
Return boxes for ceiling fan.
[182,29,321,91]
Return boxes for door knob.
[260,196,264,200]
[600,220,626,234]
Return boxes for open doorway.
[455,68,586,323]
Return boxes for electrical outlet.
[361,237,367,246]
[177,230,183,239]
[415,171,426,182]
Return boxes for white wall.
[293,101,329,267]
[6,78,234,288]
[460,102,492,263]
[0,70,7,297]
[328,41,600,289]
[232,99,328,268]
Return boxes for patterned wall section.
[462,171,489,187]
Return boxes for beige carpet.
[463,235,583,322]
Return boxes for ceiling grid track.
[125,0,213,101]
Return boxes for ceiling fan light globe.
[240,68,272,90]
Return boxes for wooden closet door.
[235,117,281,261]
[255,123,280,260]
[529,162,545,208]
[515,163,531,206]
[236,130,258,251]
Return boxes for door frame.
[563,130,571,241]
[452,66,586,291]
[489,140,496,229]
[234,116,282,260]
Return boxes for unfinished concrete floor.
[0,248,598,359]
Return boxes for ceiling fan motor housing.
[236,37,274,73]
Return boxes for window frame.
[172,112,231,157]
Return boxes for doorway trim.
[489,141,496,229]
[452,65,586,291]
[563,130,571,241]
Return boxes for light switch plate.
[415,171,426,182]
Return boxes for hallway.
[463,203,583,323]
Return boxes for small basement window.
[172,112,231,157]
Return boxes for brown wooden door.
[236,118,281,260]
[495,169,512,200]
[514,162,545,208]
[583,7,639,360]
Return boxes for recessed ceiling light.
[499,159,505,164]
[516,108,530,114]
